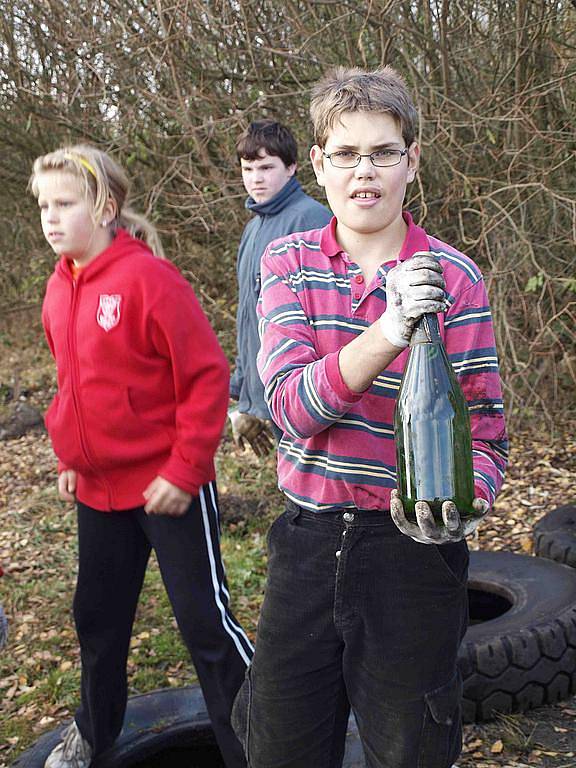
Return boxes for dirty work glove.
[390,489,490,544]
[380,252,446,348]
[228,408,274,458]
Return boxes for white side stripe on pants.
[207,482,231,602]
[200,482,254,664]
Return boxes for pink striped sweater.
[257,212,508,513]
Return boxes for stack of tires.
[460,503,576,723]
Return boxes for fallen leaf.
[491,739,504,753]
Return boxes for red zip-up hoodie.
[42,230,229,511]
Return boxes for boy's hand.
[143,477,192,516]
[57,470,77,502]
[380,252,446,348]
[390,489,489,544]
[228,409,274,457]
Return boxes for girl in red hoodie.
[31,145,252,768]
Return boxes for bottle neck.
[410,313,442,345]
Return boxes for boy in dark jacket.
[229,120,331,455]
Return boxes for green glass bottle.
[394,313,475,526]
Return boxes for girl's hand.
[143,476,192,517]
[58,470,77,502]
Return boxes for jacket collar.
[55,229,152,282]
[320,211,430,263]
[245,175,302,217]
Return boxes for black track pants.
[73,482,253,768]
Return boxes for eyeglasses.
[322,148,408,168]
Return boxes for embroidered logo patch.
[96,294,122,332]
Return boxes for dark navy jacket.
[230,176,332,418]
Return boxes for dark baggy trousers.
[233,503,468,768]
[73,482,253,768]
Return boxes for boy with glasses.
[233,66,507,767]
[229,120,331,455]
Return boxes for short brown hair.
[310,66,418,148]
[236,120,298,167]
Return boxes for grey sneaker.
[44,722,92,768]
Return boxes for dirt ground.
[0,327,575,767]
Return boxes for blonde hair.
[29,144,165,258]
[310,66,418,149]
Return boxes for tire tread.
[460,552,576,722]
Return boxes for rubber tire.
[12,686,222,768]
[459,550,576,723]
[12,685,365,768]
[534,504,576,568]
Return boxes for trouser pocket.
[419,673,463,768]
[231,665,252,763]
[432,540,469,588]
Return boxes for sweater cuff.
[473,481,493,508]
[325,351,366,404]
[159,455,214,498]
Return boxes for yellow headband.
[63,153,97,179]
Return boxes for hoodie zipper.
[66,277,114,507]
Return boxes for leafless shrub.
[1,0,574,427]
